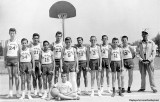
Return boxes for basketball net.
[58,13,67,19]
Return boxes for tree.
[153,33,160,56]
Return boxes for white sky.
[0,0,160,44]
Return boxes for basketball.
[50,87,59,97]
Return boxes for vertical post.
[62,18,65,42]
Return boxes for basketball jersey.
[122,45,133,59]
[89,45,99,59]
[7,39,19,57]
[54,42,63,59]
[77,46,87,61]
[101,44,110,58]
[111,47,121,61]
[31,43,41,60]
[20,47,31,62]
[63,47,75,61]
[41,50,52,64]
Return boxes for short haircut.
[43,40,49,45]
[90,36,96,39]
[9,28,16,33]
[61,72,67,77]
[33,33,40,38]
[102,35,108,39]
[56,31,62,36]
[21,38,28,43]
[112,37,119,42]
[77,37,83,41]
[65,37,72,42]
[122,36,128,40]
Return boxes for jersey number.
[22,55,27,59]
[113,53,118,58]
[9,46,16,50]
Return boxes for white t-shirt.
[122,45,133,59]
[111,47,121,61]
[55,81,72,94]
[20,47,32,62]
[89,45,99,59]
[77,46,87,61]
[54,42,63,59]
[63,47,75,61]
[31,43,41,60]
[41,50,53,64]
[101,44,110,58]
[6,39,19,57]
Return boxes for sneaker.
[6,94,13,98]
[77,90,81,95]
[73,96,80,100]
[111,93,115,97]
[16,93,21,98]
[41,93,47,99]
[34,90,37,96]
[153,89,157,93]
[90,92,94,97]
[119,92,124,97]
[121,88,125,93]
[138,89,145,92]
[107,89,112,93]
[127,90,131,93]
[19,96,25,99]
[38,92,43,97]
[84,91,90,95]
[28,95,33,100]
[98,90,102,96]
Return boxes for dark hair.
[102,35,108,39]
[90,36,96,39]
[56,31,62,36]
[43,40,49,45]
[112,37,119,42]
[21,38,28,43]
[33,33,40,38]
[65,37,72,41]
[77,37,83,41]
[121,36,128,40]
[61,72,67,77]
[9,28,16,33]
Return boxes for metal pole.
[62,18,65,42]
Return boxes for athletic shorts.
[79,60,87,71]
[102,58,109,69]
[55,59,60,77]
[62,61,76,73]
[42,64,54,75]
[123,58,134,69]
[6,56,18,67]
[110,61,121,72]
[89,59,99,70]
[19,62,32,75]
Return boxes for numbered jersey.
[54,42,63,59]
[101,44,110,58]
[63,47,75,61]
[111,47,121,61]
[41,50,52,64]
[77,46,87,61]
[31,43,41,60]
[122,46,132,59]
[20,48,31,62]
[7,39,19,57]
[89,45,99,59]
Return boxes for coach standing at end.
[136,30,157,93]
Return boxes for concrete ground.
[0,69,160,102]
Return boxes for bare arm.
[98,46,102,70]
[74,48,78,73]
[4,40,8,68]
[30,49,35,72]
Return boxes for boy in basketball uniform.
[4,28,20,98]
[19,38,35,99]
[52,31,64,84]
[100,35,111,93]
[40,41,55,99]
[109,37,124,97]
[48,72,80,101]
[89,36,102,96]
[76,37,89,95]
[62,37,78,95]
[30,33,42,96]
[121,36,135,93]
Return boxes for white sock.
[91,89,94,93]
[70,72,77,92]
[22,91,25,96]
[9,90,13,95]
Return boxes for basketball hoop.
[58,13,67,19]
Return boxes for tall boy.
[4,28,20,98]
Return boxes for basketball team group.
[3,28,158,101]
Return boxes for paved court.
[0,69,160,102]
